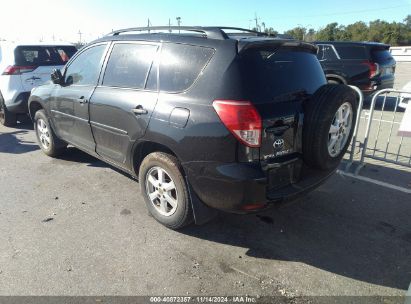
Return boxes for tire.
[327,79,341,85]
[303,84,358,171]
[139,152,193,229]
[34,110,67,157]
[0,99,17,127]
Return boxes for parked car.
[399,80,411,110]
[0,41,77,126]
[28,27,358,229]
[314,41,396,95]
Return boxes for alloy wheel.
[145,166,178,216]
[328,102,353,157]
[37,119,51,150]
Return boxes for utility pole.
[78,30,83,45]
[254,13,260,31]
[168,18,172,33]
[147,18,151,33]
[176,17,181,33]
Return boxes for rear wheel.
[139,152,193,229]
[303,84,358,171]
[0,100,17,127]
[34,110,67,157]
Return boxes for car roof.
[314,41,390,48]
[89,26,317,53]
[0,41,75,48]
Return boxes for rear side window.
[371,49,393,62]
[103,43,158,89]
[334,46,367,60]
[14,46,76,66]
[317,45,338,61]
[239,49,326,102]
[159,43,214,92]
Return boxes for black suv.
[28,27,358,229]
[314,41,396,95]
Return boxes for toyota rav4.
[28,27,358,229]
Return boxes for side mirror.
[51,69,64,85]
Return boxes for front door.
[89,42,160,168]
[50,43,108,154]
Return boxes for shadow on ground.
[182,175,411,291]
[0,121,38,154]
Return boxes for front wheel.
[139,152,193,229]
[34,110,67,157]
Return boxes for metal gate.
[345,88,411,174]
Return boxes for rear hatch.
[369,44,396,81]
[237,42,327,164]
[14,45,77,91]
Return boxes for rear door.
[370,46,396,86]
[89,42,159,168]
[238,47,327,163]
[14,45,76,91]
[50,43,108,153]
[332,45,370,86]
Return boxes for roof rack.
[106,26,270,40]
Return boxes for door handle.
[132,106,148,115]
[78,96,88,104]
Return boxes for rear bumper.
[183,159,334,212]
[5,92,30,114]
[359,76,395,95]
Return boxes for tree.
[284,26,306,40]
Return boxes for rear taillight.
[2,65,37,75]
[362,61,380,78]
[213,100,262,147]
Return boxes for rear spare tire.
[303,84,358,171]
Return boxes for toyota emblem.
[273,138,285,150]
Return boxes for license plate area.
[267,160,302,191]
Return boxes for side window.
[323,45,338,61]
[64,44,106,86]
[334,46,367,60]
[316,45,324,60]
[159,43,214,92]
[103,43,158,89]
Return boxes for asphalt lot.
[0,62,410,300]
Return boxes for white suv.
[0,41,77,126]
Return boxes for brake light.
[362,61,380,78]
[213,100,262,147]
[2,65,37,75]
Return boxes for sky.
[0,0,410,43]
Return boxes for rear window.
[334,46,367,60]
[159,43,214,92]
[239,49,326,102]
[371,49,393,62]
[14,45,77,66]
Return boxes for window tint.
[317,45,338,61]
[14,46,76,66]
[160,44,214,92]
[239,49,326,102]
[64,44,106,86]
[56,46,77,62]
[335,46,367,60]
[371,49,393,62]
[103,44,158,89]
